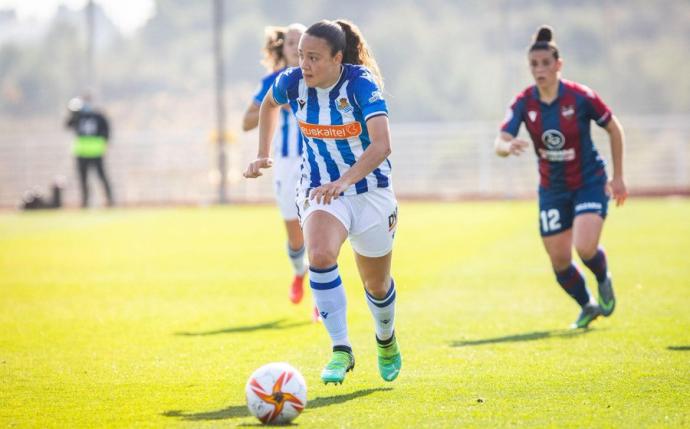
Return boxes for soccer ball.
[245,362,307,424]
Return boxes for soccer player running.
[244,19,401,384]
[242,24,320,321]
[495,25,628,329]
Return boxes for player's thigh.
[572,214,604,260]
[541,229,573,271]
[572,182,609,259]
[538,191,574,270]
[300,192,349,268]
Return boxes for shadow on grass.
[451,328,593,347]
[667,345,690,351]
[175,319,311,336]
[162,387,392,422]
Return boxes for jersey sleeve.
[352,70,388,121]
[271,68,295,106]
[252,74,275,105]
[584,87,613,127]
[500,95,525,137]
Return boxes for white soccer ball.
[245,362,307,424]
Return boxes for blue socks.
[555,264,591,307]
[582,247,608,283]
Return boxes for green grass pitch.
[1,199,689,428]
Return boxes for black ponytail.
[529,25,559,59]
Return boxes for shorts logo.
[561,105,575,119]
[388,207,398,232]
[298,121,362,139]
[297,98,306,110]
[575,202,603,212]
[337,97,353,113]
[542,129,565,150]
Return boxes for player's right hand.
[508,139,530,155]
[243,157,273,178]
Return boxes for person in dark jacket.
[65,94,114,208]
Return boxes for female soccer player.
[244,19,401,384]
[243,24,319,320]
[495,25,627,329]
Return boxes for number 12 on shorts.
[540,208,561,233]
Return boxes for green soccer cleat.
[597,274,616,317]
[321,350,355,385]
[571,302,602,329]
[377,335,402,382]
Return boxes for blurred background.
[1,0,688,208]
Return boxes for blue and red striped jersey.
[501,79,612,191]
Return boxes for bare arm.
[604,115,628,206]
[242,103,260,132]
[310,115,391,204]
[494,131,529,157]
[243,87,281,178]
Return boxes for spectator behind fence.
[64,94,115,208]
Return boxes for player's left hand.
[608,177,628,206]
[310,180,349,205]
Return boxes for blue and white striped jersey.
[271,64,391,195]
[253,69,303,159]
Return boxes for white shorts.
[296,186,398,258]
[273,156,302,220]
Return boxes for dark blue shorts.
[538,181,609,237]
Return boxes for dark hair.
[305,19,384,90]
[262,26,286,71]
[529,25,559,60]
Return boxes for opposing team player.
[495,25,627,329]
[243,24,320,321]
[244,19,401,384]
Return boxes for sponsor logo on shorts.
[575,202,603,212]
[298,121,362,139]
[388,207,398,232]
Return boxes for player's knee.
[363,277,389,299]
[307,247,338,269]
[550,254,572,272]
[575,244,597,261]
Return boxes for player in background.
[496,25,627,329]
[244,19,401,384]
[242,24,320,322]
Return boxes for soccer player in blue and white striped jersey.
[244,19,401,385]
[243,24,320,321]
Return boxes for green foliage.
[1,200,689,427]
[0,0,689,121]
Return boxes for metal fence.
[1,115,688,208]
